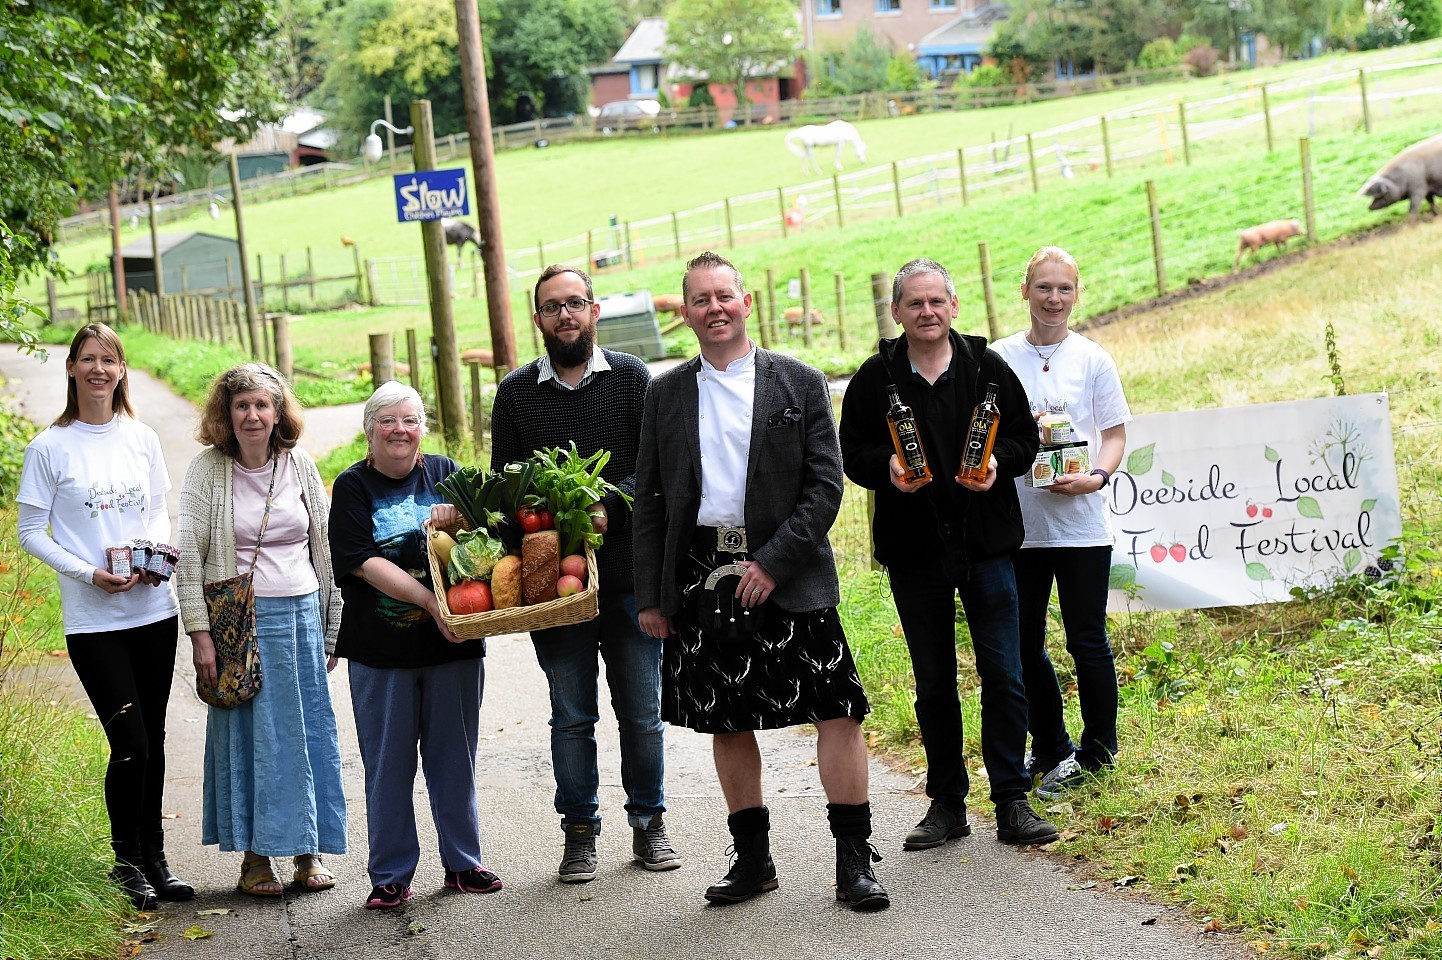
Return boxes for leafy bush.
[1137,37,1180,70]
[885,54,927,93]
[1183,44,1220,77]
[1175,32,1209,54]
[1401,0,1441,41]
[967,64,1011,88]
[687,84,715,108]
[0,404,38,500]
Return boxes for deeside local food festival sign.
[1105,393,1401,611]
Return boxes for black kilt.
[661,535,870,734]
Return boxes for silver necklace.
[1028,335,1065,372]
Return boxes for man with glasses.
[489,264,677,884]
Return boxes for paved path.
[1,344,1248,960]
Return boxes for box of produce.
[427,444,626,639]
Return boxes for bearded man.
[488,264,677,883]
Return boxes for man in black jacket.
[838,258,1057,849]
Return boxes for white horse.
[784,120,868,176]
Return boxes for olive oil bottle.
[886,384,931,483]
[956,382,1000,483]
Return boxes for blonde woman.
[992,247,1131,800]
[176,363,346,896]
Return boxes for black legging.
[66,617,179,860]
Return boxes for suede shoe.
[902,800,972,850]
[632,814,682,871]
[559,822,599,883]
[835,837,890,911]
[996,799,1060,845]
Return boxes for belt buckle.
[715,525,748,554]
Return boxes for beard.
[543,326,595,369]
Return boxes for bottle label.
[961,415,991,468]
[896,418,924,470]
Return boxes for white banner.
[1105,393,1402,611]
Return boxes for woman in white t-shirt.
[15,323,188,911]
[175,364,345,898]
[992,247,1132,801]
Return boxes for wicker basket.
[427,531,599,640]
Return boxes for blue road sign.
[393,168,469,223]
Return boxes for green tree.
[1400,0,1442,39]
[0,0,280,324]
[1137,36,1181,69]
[885,55,928,92]
[273,0,342,104]
[487,0,624,118]
[834,27,893,94]
[665,0,799,115]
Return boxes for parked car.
[596,99,661,134]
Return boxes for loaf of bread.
[521,531,560,605]
[491,554,523,609]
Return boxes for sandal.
[292,854,336,892]
[237,855,282,897]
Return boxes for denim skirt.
[202,591,347,856]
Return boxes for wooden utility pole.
[109,185,127,321]
[412,100,466,445]
[147,197,165,297]
[228,154,261,358]
[454,0,518,371]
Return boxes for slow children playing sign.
[1105,393,1402,611]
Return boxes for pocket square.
[767,407,802,428]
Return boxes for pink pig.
[1233,218,1302,272]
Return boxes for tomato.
[537,509,554,531]
[518,509,542,534]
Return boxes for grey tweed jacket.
[634,348,842,617]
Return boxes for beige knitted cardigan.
[175,446,342,654]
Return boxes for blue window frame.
[930,0,957,8]
[874,0,900,12]
[817,0,841,13]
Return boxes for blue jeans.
[1015,546,1119,772]
[530,590,665,830]
[888,551,1030,810]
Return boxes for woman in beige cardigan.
[176,363,346,897]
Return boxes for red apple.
[557,574,584,597]
[560,554,588,584]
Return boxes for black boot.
[704,807,778,905]
[111,840,159,911]
[835,836,890,911]
[827,801,890,911]
[142,831,195,900]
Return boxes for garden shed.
[112,232,245,300]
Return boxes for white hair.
[363,380,428,440]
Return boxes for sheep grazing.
[1358,134,1442,219]
[1234,218,1302,272]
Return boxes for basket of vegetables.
[426,444,626,639]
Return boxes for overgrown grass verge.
[0,504,130,960]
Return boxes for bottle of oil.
[956,382,1000,483]
[886,384,931,483]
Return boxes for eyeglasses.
[375,415,423,430]
[537,297,593,318]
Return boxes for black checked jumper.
[489,349,650,592]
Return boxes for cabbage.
[447,528,508,582]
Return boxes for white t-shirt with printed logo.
[16,415,180,634]
[992,330,1133,549]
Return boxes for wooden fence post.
[1101,114,1113,177]
[835,272,848,352]
[763,267,777,349]
[778,187,789,239]
[1300,137,1317,245]
[279,254,289,313]
[870,272,894,341]
[351,245,367,304]
[1027,133,1039,193]
[45,278,58,324]
[624,221,633,270]
[833,175,845,228]
[406,328,421,390]
[1357,69,1371,134]
[671,211,682,260]
[537,241,546,272]
[469,360,484,458]
[799,267,813,349]
[1177,101,1191,166]
[306,247,316,301]
[1146,180,1166,296]
[956,147,970,205]
[724,198,734,247]
[1261,84,1274,153]
[273,313,293,381]
[978,242,1000,341]
[892,162,903,217]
